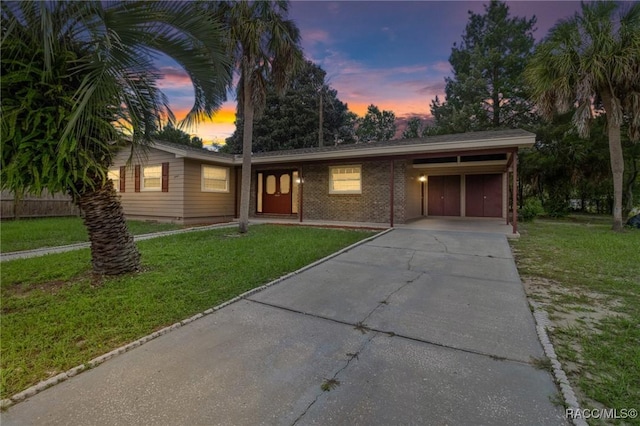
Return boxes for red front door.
[427,175,461,216]
[262,171,293,214]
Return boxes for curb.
[530,300,587,426]
[0,227,391,410]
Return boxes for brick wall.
[300,159,407,224]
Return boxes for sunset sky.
[159,1,583,145]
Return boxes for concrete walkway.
[2,228,566,425]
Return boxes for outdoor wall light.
[418,174,426,182]
[295,177,304,184]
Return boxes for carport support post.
[512,150,518,234]
[299,164,304,223]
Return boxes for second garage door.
[428,175,461,216]
[465,174,502,217]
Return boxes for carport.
[410,147,521,234]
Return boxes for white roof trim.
[249,134,533,164]
[149,132,535,166]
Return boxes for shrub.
[544,196,569,218]
[519,198,545,222]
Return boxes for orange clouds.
[165,102,237,144]
[171,105,236,125]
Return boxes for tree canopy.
[427,0,538,134]
[1,1,231,273]
[401,117,425,139]
[223,60,356,153]
[525,1,640,230]
[155,123,203,148]
[356,104,396,143]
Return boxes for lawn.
[0,224,378,399]
[0,217,182,253]
[510,216,640,421]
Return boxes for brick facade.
[299,159,407,224]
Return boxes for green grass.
[511,216,640,421]
[0,224,377,399]
[0,217,182,253]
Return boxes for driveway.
[2,228,566,425]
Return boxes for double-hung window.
[142,165,162,191]
[202,165,229,192]
[329,165,361,194]
[108,169,120,192]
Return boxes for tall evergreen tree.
[427,0,537,134]
[223,61,356,153]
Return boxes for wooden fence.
[0,190,79,219]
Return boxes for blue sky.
[159,1,584,144]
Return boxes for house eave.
[151,142,237,165]
[249,135,534,164]
[146,130,535,166]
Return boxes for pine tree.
[428,0,538,134]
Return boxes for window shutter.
[162,162,169,192]
[120,166,126,192]
[135,165,140,192]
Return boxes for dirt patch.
[523,276,627,333]
[2,271,102,300]
[523,276,630,411]
[4,280,70,298]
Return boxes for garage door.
[465,174,502,217]
[428,175,461,216]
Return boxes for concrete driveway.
[2,228,566,425]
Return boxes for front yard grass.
[510,216,640,421]
[0,216,182,253]
[0,224,377,399]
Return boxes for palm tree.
[525,1,640,231]
[1,1,231,274]
[221,0,303,233]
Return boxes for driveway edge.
[1,228,391,410]
[530,301,587,426]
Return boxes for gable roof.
[150,129,535,165]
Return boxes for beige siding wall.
[405,166,423,221]
[183,159,236,222]
[112,148,185,222]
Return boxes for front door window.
[261,171,294,214]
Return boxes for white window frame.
[329,165,362,194]
[108,168,120,192]
[141,164,162,192]
[201,165,229,193]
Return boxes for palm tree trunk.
[74,179,140,275]
[238,73,254,234]
[601,90,625,231]
[624,158,638,215]
[318,91,324,147]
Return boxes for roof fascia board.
[148,133,532,167]
[250,135,533,165]
[150,144,236,165]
